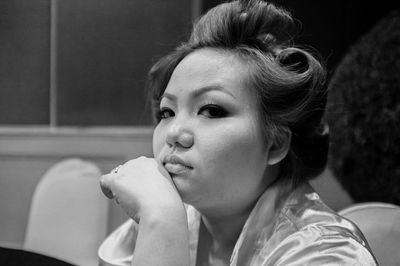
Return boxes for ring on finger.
[111,165,123,174]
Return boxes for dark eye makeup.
[159,108,174,119]
[198,104,228,118]
[158,103,228,120]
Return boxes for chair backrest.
[24,158,108,266]
[339,202,400,266]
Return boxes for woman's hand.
[100,156,190,266]
[100,156,183,222]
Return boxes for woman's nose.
[166,122,194,149]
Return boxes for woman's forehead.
[164,48,252,98]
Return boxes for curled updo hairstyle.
[148,0,329,186]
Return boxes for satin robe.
[98,182,378,265]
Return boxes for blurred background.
[0,0,399,265]
[1,0,399,126]
[1,0,399,127]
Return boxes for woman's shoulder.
[267,185,378,265]
[266,224,378,265]
[235,182,378,265]
[267,217,378,265]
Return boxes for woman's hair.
[148,0,328,186]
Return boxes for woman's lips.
[163,154,192,175]
[164,162,191,175]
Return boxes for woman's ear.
[267,129,291,165]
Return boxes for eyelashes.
[158,103,229,120]
[159,107,174,120]
[199,104,228,118]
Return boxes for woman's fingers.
[98,157,185,223]
[100,163,126,199]
[100,173,116,199]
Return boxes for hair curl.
[148,0,328,186]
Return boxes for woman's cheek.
[152,125,165,158]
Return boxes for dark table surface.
[0,246,76,266]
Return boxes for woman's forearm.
[132,203,190,266]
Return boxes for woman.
[99,1,377,265]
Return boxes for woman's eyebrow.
[161,85,236,101]
[160,92,177,101]
[192,85,236,99]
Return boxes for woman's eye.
[199,105,228,118]
[159,108,174,119]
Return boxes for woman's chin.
[172,179,195,203]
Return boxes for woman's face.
[153,48,275,214]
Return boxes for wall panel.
[0,127,153,247]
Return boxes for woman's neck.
[197,169,282,252]
[199,197,257,253]
[195,207,252,266]
[203,213,245,249]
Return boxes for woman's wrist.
[133,199,190,266]
[139,197,186,225]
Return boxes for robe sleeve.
[262,225,378,266]
[98,219,138,266]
